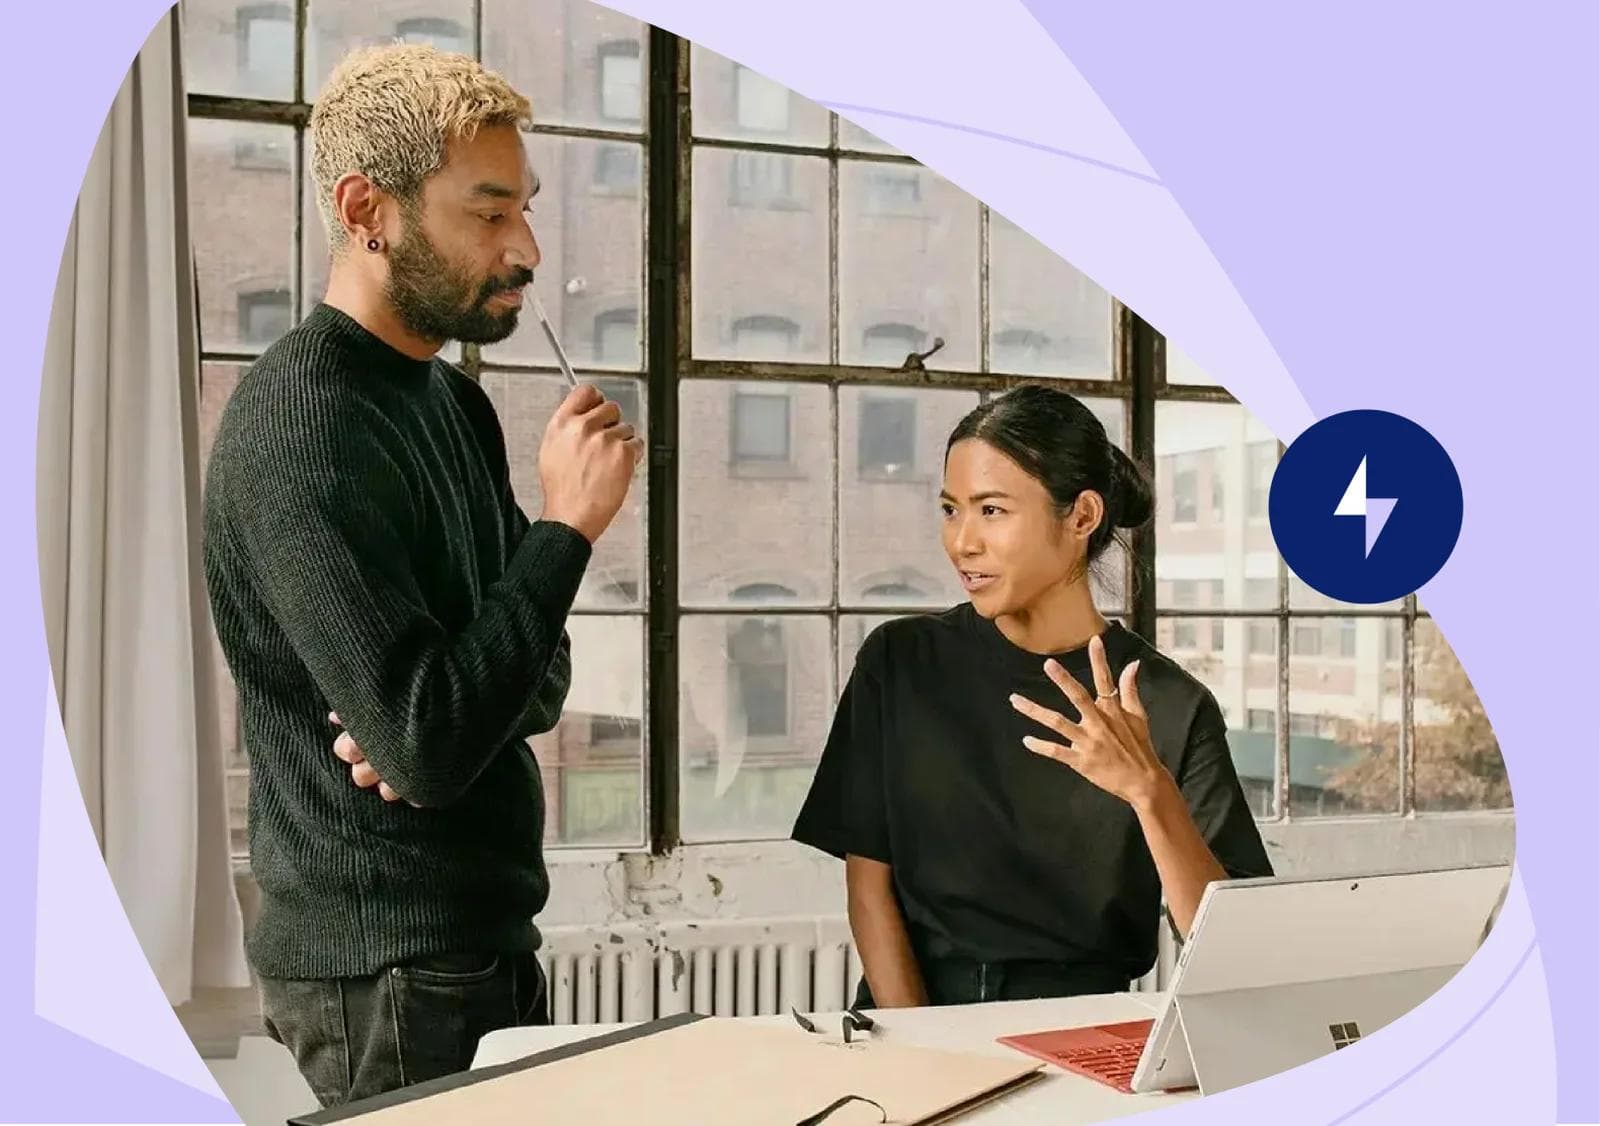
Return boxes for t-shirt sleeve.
[791,631,891,863]
[1176,691,1274,880]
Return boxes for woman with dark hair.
[793,383,1271,1010]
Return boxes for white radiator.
[536,916,1173,1025]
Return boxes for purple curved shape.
[819,99,1164,184]
[0,0,1590,1122]
[1325,939,1536,1125]
[1013,6,1597,1119]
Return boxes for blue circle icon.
[1269,410,1462,604]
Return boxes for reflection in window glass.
[597,40,642,123]
[679,381,832,607]
[988,213,1113,379]
[732,392,792,462]
[1160,616,1279,819]
[692,148,828,362]
[1414,620,1510,811]
[482,0,648,132]
[840,162,979,370]
[680,614,831,840]
[1290,618,1401,818]
[840,387,977,608]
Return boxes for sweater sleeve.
[224,396,591,808]
[504,497,574,740]
[452,367,574,741]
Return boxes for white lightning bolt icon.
[1333,456,1397,558]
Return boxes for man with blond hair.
[202,43,641,1106]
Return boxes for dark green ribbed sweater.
[202,303,591,980]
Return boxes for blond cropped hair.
[310,43,532,253]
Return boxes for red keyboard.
[998,1019,1155,1095]
[1044,1034,1148,1093]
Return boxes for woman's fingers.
[350,759,381,789]
[1022,735,1081,771]
[1009,693,1087,744]
[1119,659,1151,744]
[377,782,402,803]
[1042,658,1098,718]
[1088,634,1118,699]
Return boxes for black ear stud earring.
[367,237,382,252]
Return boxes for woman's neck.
[993,576,1107,655]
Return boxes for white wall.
[539,814,1516,927]
[186,813,1511,1057]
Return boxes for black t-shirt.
[792,604,1272,982]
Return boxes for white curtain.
[36,8,249,1006]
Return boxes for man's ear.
[332,172,389,248]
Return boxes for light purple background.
[1,1,1593,1122]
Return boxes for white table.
[473,993,1197,1124]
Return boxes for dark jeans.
[854,957,1129,1010]
[259,952,548,1109]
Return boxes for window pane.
[529,615,645,847]
[599,48,642,123]
[839,387,977,607]
[479,372,645,609]
[732,392,791,461]
[1246,440,1277,521]
[860,323,925,366]
[1414,619,1510,812]
[1289,616,1401,817]
[190,119,294,354]
[988,214,1112,379]
[1245,620,1274,658]
[1165,339,1223,388]
[590,307,639,366]
[838,116,904,156]
[840,162,980,370]
[200,363,248,852]
[692,148,828,361]
[680,381,832,607]
[395,15,472,52]
[838,614,900,690]
[691,47,829,147]
[679,614,832,840]
[483,0,648,132]
[1155,401,1282,612]
[238,289,292,349]
[184,0,295,100]
[300,159,330,318]
[471,134,643,368]
[308,1,474,98]
[1289,571,1404,612]
[225,768,251,857]
[1157,616,1279,819]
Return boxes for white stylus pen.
[529,287,579,388]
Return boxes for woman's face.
[940,438,1099,619]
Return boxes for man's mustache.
[478,268,534,303]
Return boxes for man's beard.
[384,222,531,345]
